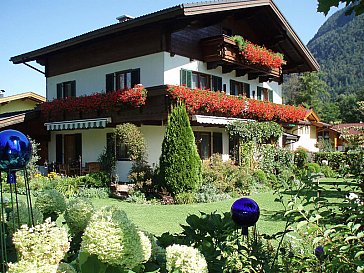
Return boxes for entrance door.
[63,134,82,172]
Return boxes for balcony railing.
[200,35,282,82]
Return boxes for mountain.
[307,7,364,97]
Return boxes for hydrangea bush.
[35,189,66,221]
[166,244,208,273]
[64,198,94,235]
[9,219,70,273]
[80,206,151,269]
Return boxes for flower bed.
[40,85,147,115]
[167,85,307,123]
[232,35,285,69]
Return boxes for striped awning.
[45,117,111,131]
[192,115,254,125]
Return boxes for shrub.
[174,192,196,204]
[35,189,66,221]
[10,218,69,270]
[320,165,337,178]
[7,203,43,234]
[305,162,321,173]
[294,147,308,168]
[57,263,77,273]
[76,187,109,199]
[86,172,110,188]
[126,189,148,204]
[195,184,232,203]
[56,176,84,198]
[252,169,268,185]
[64,198,94,235]
[202,154,248,194]
[158,104,202,195]
[80,206,150,269]
[166,244,208,273]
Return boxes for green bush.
[294,147,308,168]
[64,198,94,235]
[305,162,321,173]
[158,104,202,195]
[320,165,337,178]
[126,189,148,204]
[252,169,268,185]
[57,263,77,273]
[87,172,110,188]
[35,189,66,221]
[256,145,294,175]
[76,187,109,199]
[174,192,196,204]
[195,184,232,203]
[314,152,345,170]
[56,177,85,198]
[7,203,43,234]
[202,155,249,194]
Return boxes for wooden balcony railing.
[200,35,282,82]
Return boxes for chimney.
[116,15,135,23]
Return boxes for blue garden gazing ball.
[231,198,260,235]
[0,130,32,171]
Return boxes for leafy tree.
[158,104,202,195]
[337,92,364,122]
[317,0,364,16]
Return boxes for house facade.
[10,0,319,181]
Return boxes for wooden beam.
[207,62,219,70]
[236,68,248,77]
[222,66,234,74]
[248,73,260,80]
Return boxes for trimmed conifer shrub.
[159,103,202,195]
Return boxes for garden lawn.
[91,191,286,236]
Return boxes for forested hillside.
[307,7,364,97]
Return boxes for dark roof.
[10,0,319,72]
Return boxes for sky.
[0,0,342,97]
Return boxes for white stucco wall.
[46,53,165,100]
[163,52,283,104]
[289,125,319,152]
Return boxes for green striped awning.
[45,117,111,131]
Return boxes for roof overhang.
[10,0,319,73]
[192,114,254,125]
[44,117,111,131]
[0,110,39,128]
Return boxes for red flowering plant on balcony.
[167,85,307,123]
[231,35,286,70]
[40,85,147,116]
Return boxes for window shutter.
[131,69,140,87]
[57,83,63,99]
[245,83,250,98]
[257,87,262,100]
[230,80,235,95]
[56,134,63,163]
[106,73,114,92]
[180,69,192,88]
[269,89,274,102]
[71,81,76,97]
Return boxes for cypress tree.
[159,104,202,195]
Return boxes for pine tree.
[158,104,202,195]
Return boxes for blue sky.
[0,0,341,97]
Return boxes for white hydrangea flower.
[81,206,146,269]
[138,231,152,262]
[12,218,69,266]
[8,260,58,273]
[166,244,208,273]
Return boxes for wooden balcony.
[200,35,282,83]
[43,86,170,125]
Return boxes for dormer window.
[106,68,140,92]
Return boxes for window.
[106,68,140,92]
[257,87,273,102]
[107,133,129,160]
[213,132,223,154]
[194,132,211,160]
[55,133,82,164]
[230,80,250,97]
[57,81,76,99]
[180,69,222,91]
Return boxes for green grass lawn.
[89,177,353,236]
[91,191,287,236]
